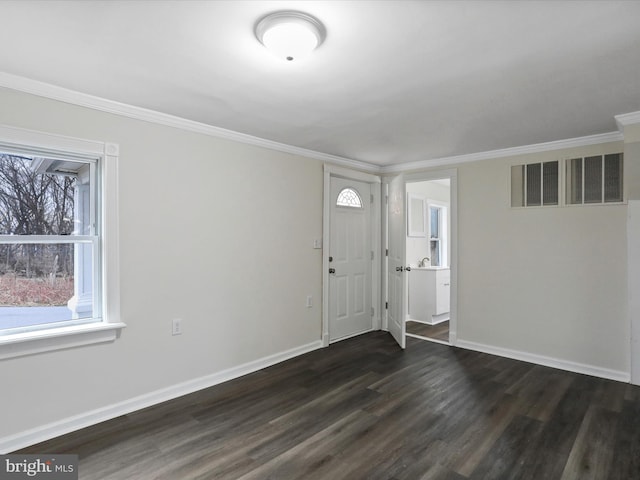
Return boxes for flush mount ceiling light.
[255,11,326,62]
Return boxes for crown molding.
[381,131,624,174]
[0,72,380,173]
[615,111,640,130]
[0,72,629,176]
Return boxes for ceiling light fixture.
[255,11,326,62]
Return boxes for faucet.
[419,257,430,267]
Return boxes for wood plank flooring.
[16,332,640,479]
[406,320,449,342]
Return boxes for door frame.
[383,169,458,346]
[322,165,382,347]
[629,199,640,385]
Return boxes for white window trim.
[0,124,124,360]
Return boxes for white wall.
[455,141,630,377]
[0,88,324,444]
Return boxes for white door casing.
[387,174,407,348]
[629,199,640,385]
[328,178,373,342]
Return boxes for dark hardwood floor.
[17,332,640,479]
[406,320,450,342]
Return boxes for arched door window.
[336,187,363,208]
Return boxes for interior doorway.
[322,166,455,350]
[403,175,455,346]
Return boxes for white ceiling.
[1,0,639,168]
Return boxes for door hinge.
[371,307,375,317]
[371,250,374,261]
[385,195,389,204]
[370,194,374,204]
[385,249,389,257]
[385,302,388,309]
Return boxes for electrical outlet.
[172,318,182,335]
[306,295,313,308]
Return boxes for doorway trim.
[629,199,640,385]
[322,165,381,347]
[402,169,458,345]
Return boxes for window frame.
[509,153,625,209]
[336,187,364,208]
[510,160,561,208]
[565,153,625,207]
[0,124,123,360]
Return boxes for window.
[0,153,98,334]
[566,153,623,205]
[429,204,447,267]
[0,125,122,360]
[511,161,559,207]
[336,187,363,208]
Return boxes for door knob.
[405,266,412,271]
[329,268,336,274]
[396,266,404,272]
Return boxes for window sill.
[0,322,126,360]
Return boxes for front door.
[387,174,406,348]
[329,177,372,341]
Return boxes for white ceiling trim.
[0,72,629,176]
[380,131,624,174]
[0,72,380,173]
[615,111,640,129]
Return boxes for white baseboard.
[329,328,376,344]
[0,340,323,454]
[407,316,449,326]
[406,333,450,346]
[431,313,450,325]
[406,317,427,324]
[455,339,630,383]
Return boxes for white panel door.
[387,174,406,348]
[329,178,372,341]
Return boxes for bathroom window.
[511,161,559,207]
[429,205,446,267]
[336,187,363,208]
[566,153,623,205]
